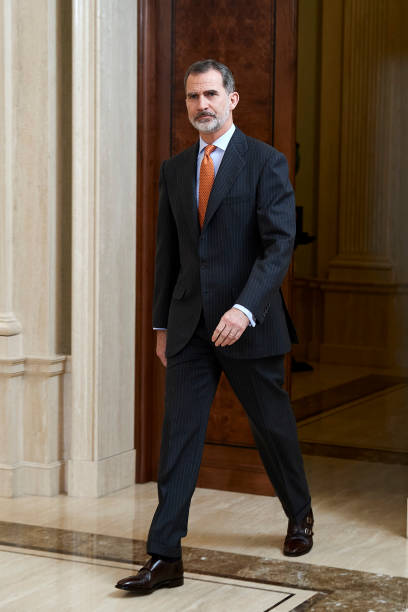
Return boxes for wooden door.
[136,0,297,494]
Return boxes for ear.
[229,91,239,111]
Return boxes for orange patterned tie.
[198,144,217,229]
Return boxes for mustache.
[195,111,216,119]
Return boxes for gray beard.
[190,105,230,133]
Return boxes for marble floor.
[0,454,407,610]
[291,361,408,400]
[298,385,408,452]
[292,363,408,465]
[0,548,317,611]
[1,363,407,610]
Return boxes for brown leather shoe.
[283,508,314,557]
[115,557,184,593]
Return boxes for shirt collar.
[199,123,236,154]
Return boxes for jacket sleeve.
[152,161,180,328]
[235,150,296,324]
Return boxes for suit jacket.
[152,127,298,359]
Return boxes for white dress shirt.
[154,123,256,330]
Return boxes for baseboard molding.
[0,461,64,497]
[293,277,408,368]
[67,449,136,497]
[0,465,23,497]
[0,451,137,498]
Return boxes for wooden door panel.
[206,375,253,446]
[198,445,275,495]
[136,0,297,493]
[171,0,275,153]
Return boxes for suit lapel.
[202,128,248,232]
[177,142,200,240]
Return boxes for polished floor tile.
[298,386,408,451]
[0,536,406,611]
[0,456,406,579]
[0,549,317,611]
[0,363,407,609]
[291,362,374,400]
[291,362,408,400]
[293,374,406,422]
[292,363,408,464]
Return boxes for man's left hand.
[211,308,249,347]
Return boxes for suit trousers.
[147,313,311,558]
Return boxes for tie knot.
[204,144,216,157]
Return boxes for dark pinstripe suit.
[147,128,311,558]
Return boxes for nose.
[196,94,209,111]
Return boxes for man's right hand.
[156,330,167,367]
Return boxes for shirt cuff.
[153,328,167,331]
[233,304,256,327]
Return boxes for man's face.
[185,69,238,134]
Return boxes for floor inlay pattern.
[0,521,406,611]
[0,548,316,611]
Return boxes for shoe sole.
[115,577,184,593]
[283,543,313,557]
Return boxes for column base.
[0,350,24,497]
[0,464,24,497]
[67,449,136,497]
[0,461,64,497]
[0,352,68,497]
[321,280,408,367]
[292,278,408,368]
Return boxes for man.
[116,59,313,595]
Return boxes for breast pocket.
[222,194,251,205]
[221,194,255,226]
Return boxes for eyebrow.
[186,89,220,98]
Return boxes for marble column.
[0,0,72,496]
[68,0,137,497]
[316,0,408,367]
[11,0,69,495]
[328,0,396,283]
[0,0,24,497]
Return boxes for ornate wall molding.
[25,355,66,377]
[0,358,25,377]
[0,315,22,337]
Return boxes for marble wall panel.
[69,0,137,496]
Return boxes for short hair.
[184,59,236,94]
